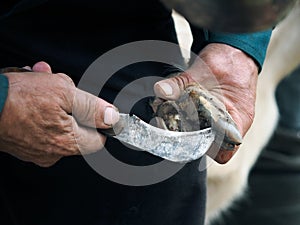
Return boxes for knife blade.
[99,113,216,163]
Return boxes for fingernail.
[157,82,173,96]
[104,107,119,126]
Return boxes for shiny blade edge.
[113,114,216,163]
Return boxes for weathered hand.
[0,62,119,167]
[153,43,258,163]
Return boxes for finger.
[206,142,239,164]
[72,88,119,129]
[32,61,52,73]
[72,118,107,155]
[153,72,194,100]
[154,57,217,101]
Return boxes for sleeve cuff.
[0,74,9,113]
[205,29,272,72]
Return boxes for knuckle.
[53,76,76,110]
[56,73,75,86]
[51,134,79,155]
[173,73,191,90]
[56,117,74,132]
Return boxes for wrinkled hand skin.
[0,62,119,167]
[154,43,258,164]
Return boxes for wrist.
[0,74,9,115]
[196,43,258,79]
[204,29,272,72]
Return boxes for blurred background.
[172,2,300,224]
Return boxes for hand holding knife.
[0,67,240,164]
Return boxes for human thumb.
[73,88,120,129]
[153,73,192,100]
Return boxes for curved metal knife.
[99,113,216,163]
